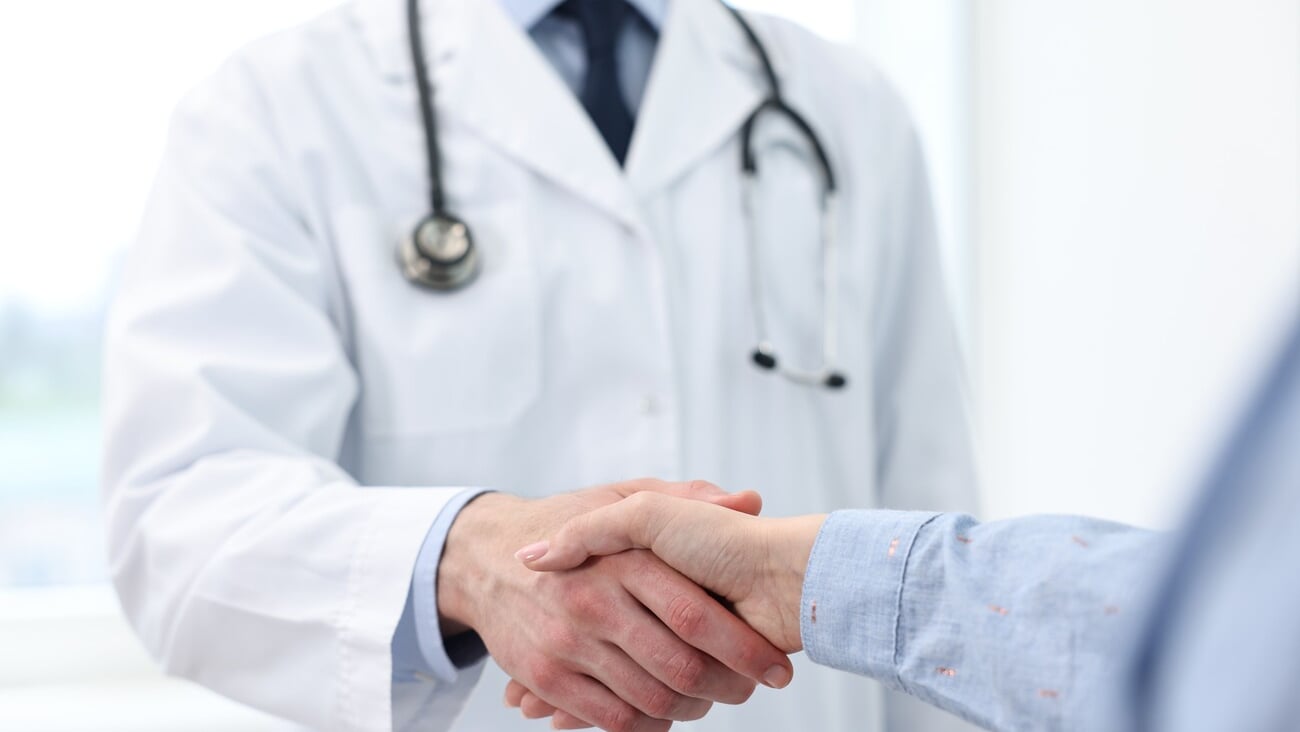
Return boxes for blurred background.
[1,0,1296,729]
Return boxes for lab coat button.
[640,396,660,415]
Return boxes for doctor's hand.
[503,494,826,730]
[521,491,826,653]
[436,479,794,732]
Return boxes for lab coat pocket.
[333,203,540,437]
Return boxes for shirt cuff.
[800,509,940,684]
[391,488,492,683]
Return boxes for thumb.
[707,489,763,517]
[517,493,670,571]
[618,478,726,501]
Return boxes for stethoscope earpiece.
[752,346,778,370]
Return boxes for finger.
[611,478,723,500]
[552,709,596,729]
[514,686,596,729]
[609,590,758,705]
[531,671,671,732]
[520,691,558,719]
[506,679,529,708]
[626,554,794,690]
[572,639,711,721]
[708,489,763,516]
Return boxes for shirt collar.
[496,0,668,31]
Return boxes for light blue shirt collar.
[498,0,667,31]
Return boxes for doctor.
[102,0,977,731]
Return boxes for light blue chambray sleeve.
[800,509,1163,731]
[392,488,492,683]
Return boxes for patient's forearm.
[801,510,1161,731]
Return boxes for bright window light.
[0,1,341,588]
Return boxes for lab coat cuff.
[411,488,493,684]
[343,487,476,731]
[801,509,941,684]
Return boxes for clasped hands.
[436,479,825,732]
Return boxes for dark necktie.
[556,0,635,165]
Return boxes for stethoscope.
[399,0,847,390]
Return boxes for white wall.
[854,0,975,346]
[972,0,1300,526]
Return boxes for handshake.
[437,479,826,732]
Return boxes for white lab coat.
[102,0,979,731]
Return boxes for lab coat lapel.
[352,0,640,229]
[625,0,767,196]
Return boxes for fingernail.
[762,665,792,689]
[514,541,549,563]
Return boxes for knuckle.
[665,650,708,695]
[558,588,585,615]
[626,491,656,510]
[680,698,713,722]
[729,636,764,670]
[732,680,758,704]
[687,479,719,495]
[564,585,615,626]
[520,693,553,719]
[528,659,562,692]
[666,594,708,640]
[547,625,583,656]
[624,477,664,496]
[599,704,639,732]
[710,670,759,705]
[640,686,681,719]
[558,580,595,611]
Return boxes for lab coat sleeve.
[870,113,980,517]
[102,58,473,732]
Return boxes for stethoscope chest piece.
[399,213,480,291]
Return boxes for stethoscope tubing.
[407,0,445,216]
[402,0,847,389]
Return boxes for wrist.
[437,492,527,634]
[762,515,827,651]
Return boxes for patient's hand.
[506,492,827,729]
